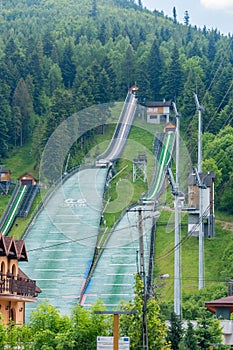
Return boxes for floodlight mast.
[172,102,181,317]
[194,93,205,290]
[194,93,204,173]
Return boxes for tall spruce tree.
[163,44,183,100]
[167,312,183,350]
[12,78,34,146]
[184,10,190,25]
[147,39,163,100]
[195,314,222,350]
[173,7,177,24]
[61,41,76,89]
[0,119,8,158]
[182,321,198,350]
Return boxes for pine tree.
[123,45,136,88]
[98,23,108,45]
[173,7,177,24]
[195,314,222,350]
[183,321,198,349]
[28,41,45,115]
[48,64,63,96]
[186,25,192,44]
[0,118,8,158]
[162,44,183,100]
[147,39,163,100]
[167,312,183,350]
[184,10,190,25]
[90,0,97,18]
[12,78,34,146]
[43,30,55,57]
[60,41,76,89]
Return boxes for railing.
[0,273,37,298]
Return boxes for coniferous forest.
[0,0,233,213]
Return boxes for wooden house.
[205,294,233,347]
[0,170,10,183]
[0,170,11,194]
[18,173,37,186]
[146,100,172,124]
[0,233,41,325]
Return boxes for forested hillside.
[0,0,233,212]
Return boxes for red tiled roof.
[0,233,27,261]
[205,296,233,314]
[18,173,37,181]
[15,241,28,261]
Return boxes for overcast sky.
[142,0,233,35]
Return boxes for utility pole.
[172,102,181,316]
[138,208,149,350]
[194,93,205,290]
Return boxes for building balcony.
[0,273,38,301]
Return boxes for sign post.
[95,310,138,350]
[97,336,130,350]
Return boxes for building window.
[11,264,16,277]
[150,115,158,119]
[1,262,5,276]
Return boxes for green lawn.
[154,208,233,302]
[4,142,37,181]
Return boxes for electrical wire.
[27,213,154,253]
[155,205,211,261]
[179,36,233,165]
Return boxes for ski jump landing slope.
[20,91,137,320]
[81,203,154,308]
[81,129,175,308]
[20,167,108,319]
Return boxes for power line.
[155,205,211,261]
[180,36,233,164]
[27,213,155,253]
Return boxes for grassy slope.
[4,143,38,180]
[155,207,233,301]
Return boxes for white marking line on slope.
[104,284,131,286]
[106,273,134,276]
[3,186,27,234]
[100,293,130,296]
[151,133,172,198]
[35,269,66,271]
[39,258,69,261]
[110,263,135,266]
